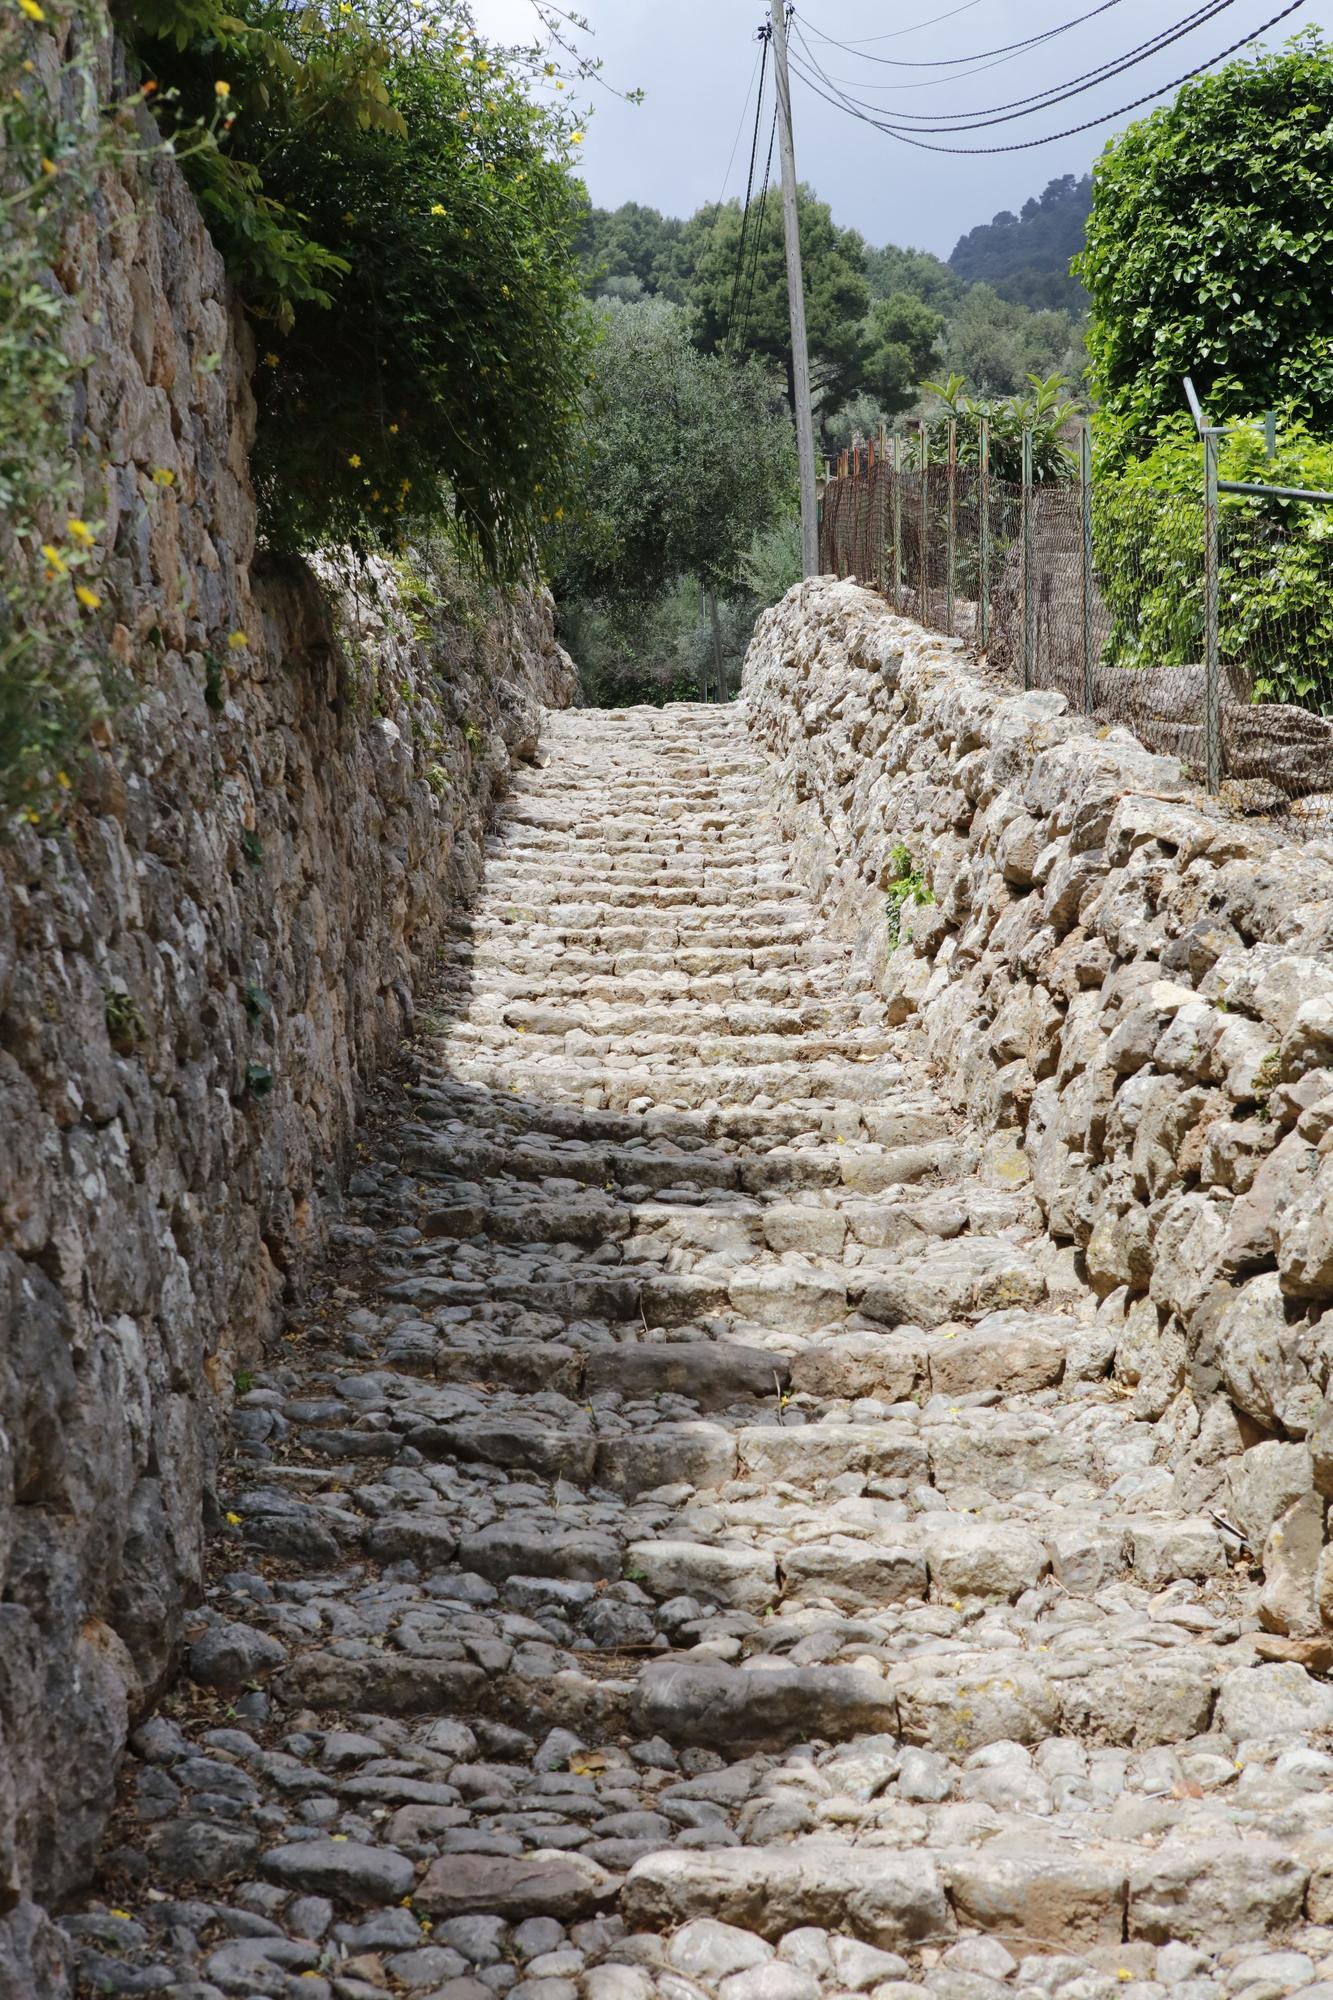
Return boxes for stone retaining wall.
[744,578,1333,1640]
[0,90,572,1986]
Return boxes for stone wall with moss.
[0,101,573,1989]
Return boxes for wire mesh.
[817,437,1333,834]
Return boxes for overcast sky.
[469,0,1331,258]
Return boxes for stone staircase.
[66,705,1333,2000]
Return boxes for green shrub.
[1095,415,1333,708]
[127,0,594,569]
[1077,32,1333,459]
[919,372,1078,485]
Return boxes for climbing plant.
[124,0,597,569]
[0,0,206,825]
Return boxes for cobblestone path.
[69,707,1333,2000]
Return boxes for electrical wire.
[793,0,1241,128]
[713,41,764,208]
[737,100,779,352]
[725,30,770,350]
[801,0,1131,68]
[785,0,1306,151]
[804,0,991,45]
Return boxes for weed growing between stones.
[884,841,933,950]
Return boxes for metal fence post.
[978,415,990,650]
[1204,429,1221,793]
[918,420,929,626]
[1080,420,1094,714]
[872,414,880,584]
[891,432,902,612]
[1022,426,1034,690]
[946,418,957,638]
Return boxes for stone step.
[477,879,809,909]
[377,1329,790,1408]
[451,1001,871,1040]
[440,973,850,1010]
[442,1025,900,1069]
[442,940,846,976]
[439,1057,932,1114]
[403,1078,942,1148]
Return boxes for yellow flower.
[571,129,584,144]
[214,79,230,97]
[67,518,94,546]
[227,630,248,650]
[388,422,399,433]
[263,351,279,367]
[430,203,446,216]
[554,506,565,521]
[75,585,101,610]
[225,1511,242,1526]
[348,453,362,468]
[40,543,67,575]
[17,0,45,20]
[151,467,175,486]
[40,155,57,174]
[544,62,555,76]
[56,770,72,789]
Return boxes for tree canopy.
[680,186,872,413]
[938,286,1082,399]
[548,298,796,606]
[1078,33,1333,454]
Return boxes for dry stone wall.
[0,93,572,1987]
[744,577,1333,1644]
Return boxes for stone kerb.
[742,575,1333,1641]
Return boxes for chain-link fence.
[819,425,1333,830]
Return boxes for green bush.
[1077,32,1333,459]
[548,297,795,607]
[1095,415,1333,708]
[127,0,594,569]
[920,372,1078,485]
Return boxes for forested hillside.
[948,173,1093,313]
[576,179,1087,424]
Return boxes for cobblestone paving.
[69,707,1333,2000]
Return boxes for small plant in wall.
[884,843,933,950]
[105,988,147,1053]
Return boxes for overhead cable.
[801,0,1132,69]
[725,27,771,349]
[784,0,1306,151]
[792,0,1242,128]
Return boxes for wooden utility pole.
[769,0,818,578]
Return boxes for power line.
[713,41,764,208]
[725,28,771,350]
[801,0,1132,69]
[794,0,1243,129]
[737,100,779,351]
[807,0,991,45]
[785,0,1306,151]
